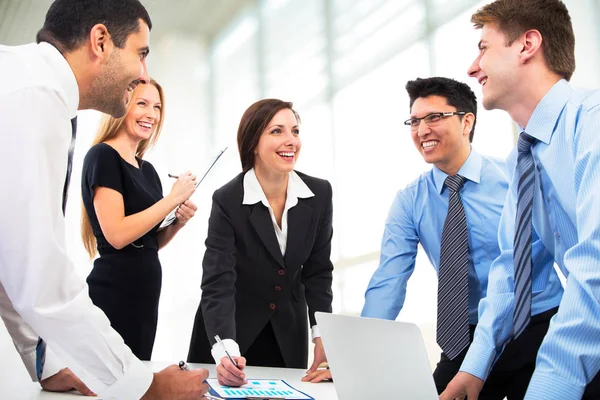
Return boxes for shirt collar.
[433,148,482,194]
[242,168,315,207]
[38,42,79,118]
[521,79,573,145]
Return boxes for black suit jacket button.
[274,285,282,291]
[278,269,285,275]
[270,303,276,310]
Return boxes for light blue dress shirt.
[361,150,562,326]
[460,79,600,400]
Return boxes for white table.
[0,361,338,399]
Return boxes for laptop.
[315,312,438,400]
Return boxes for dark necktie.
[437,174,470,360]
[513,132,537,338]
[36,116,77,381]
[61,117,77,215]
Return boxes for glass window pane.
[333,42,430,258]
[263,0,327,107]
[333,1,426,86]
[432,2,515,159]
[212,13,260,148]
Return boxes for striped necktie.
[437,174,470,360]
[36,116,77,381]
[513,132,537,338]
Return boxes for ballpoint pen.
[214,334,239,368]
[246,397,286,399]
[204,394,225,400]
[178,360,189,371]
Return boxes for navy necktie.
[36,116,77,381]
[437,174,470,360]
[513,132,537,338]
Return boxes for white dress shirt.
[211,168,319,364]
[0,42,152,399]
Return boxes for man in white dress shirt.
[0,0,209,398]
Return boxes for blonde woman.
[81,80,197,360]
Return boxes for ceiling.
[0,0,254,46]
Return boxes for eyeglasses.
[404,111,467,130]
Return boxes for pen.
[178,360,189,371]
[214,334,239,368]
[204,394,225,400]
[247,397,286,399]
[168,173,179,179]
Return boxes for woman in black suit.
[187,99,334,386]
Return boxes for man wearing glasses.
[360,77,563,398]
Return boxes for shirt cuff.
[526,371,585,400]
[19,346,65,383]
[211,338,241,365]
[40,346,65,381]
[459,341,496,381]
[98,357,153,400]
[311,325,321,341]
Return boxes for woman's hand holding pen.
[217,355,247,387]
[168,171,196,205]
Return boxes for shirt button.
[274,286,282,291]
[555,232,561,239]
[278,269,285,276]
[546,196,551,202]
[270,303,276,310]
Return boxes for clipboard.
[206,378,314,400]
[159,147,228,228]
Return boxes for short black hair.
[36,0,152,53]
[405,77,478,142]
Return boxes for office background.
[1,0,599,373]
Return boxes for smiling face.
[89,20,150,118]
[410,95,473,174]
[253,108,301,175]
[121,83,162,142]
[467,23,522,112]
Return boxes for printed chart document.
[159,147,227,228]
[206,378,314,399]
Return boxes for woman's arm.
[200,193,238,343]
[302,181,334,322]
[156,200,197,249]
[93,174,196,250]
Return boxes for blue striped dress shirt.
[460,79,600,399]
[361,150,563,326]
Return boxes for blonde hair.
[81,79,166,258]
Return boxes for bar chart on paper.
[206,378,313,399]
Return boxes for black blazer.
[187,170,334,368]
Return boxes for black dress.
[81,143,164,360]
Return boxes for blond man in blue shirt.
[442,1,600,399]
